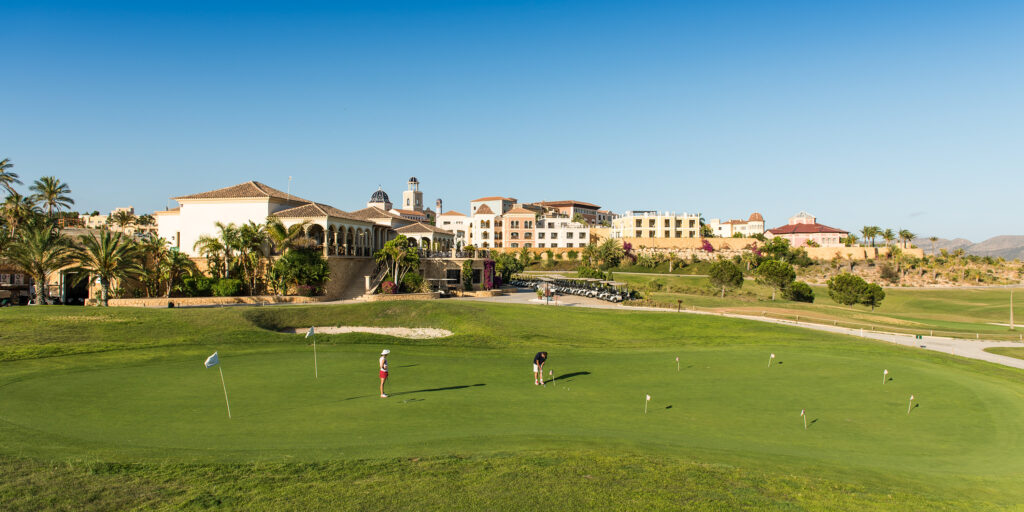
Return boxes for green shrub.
[401,272,425,293]
[566,250,578,261]
[212,278,243,297]
[462,260,474,291]
[785,281,815,303]
[178,277,213,297]
[577,266,606,279]
[272,248,330,295]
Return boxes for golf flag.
[204,352,231,418]
[305,326,314,338]
[307,327,318,379]
[883,369,888,384]
[801,409,807,429]
[908,394,914,414]
[204,352,219,368]
[647,394,651,401]
[644,394,651,414]
[768,353,775,368]
[676,356,680,371]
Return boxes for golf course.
[2,301,1023,510]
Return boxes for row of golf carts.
[509,275,638,303]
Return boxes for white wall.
[162,199,282,256]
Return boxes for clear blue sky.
[2,1,1021,240]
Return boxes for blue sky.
[2,1,1021,240]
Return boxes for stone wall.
[108,295,329,307]
[323,257,374,299]
[802,246,924,260]
[361,292,440,302]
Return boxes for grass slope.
[1,302,1023,510]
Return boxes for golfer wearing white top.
[379,349,390,398]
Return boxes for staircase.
[337,259,379,301]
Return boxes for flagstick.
[676,356,680,372]
[313,335,318,380]
[219,366,232,419]
[907,395,914,414]
[883,369,888,384]
[550,370,555,388]
[644,397,649,415]
[768,353,775,368]
[802,411,807,430]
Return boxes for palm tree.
[0,158,20,194]
[881,229,896,247]
[898,229,916,249]
[235,221,269,294]
[70,230,142,306]
[860,226,879,247]
[3,192,41,237]
[928,236,939,255]
[160,250,198,297]
[108,210,136,232]
[266,218,310,254]
[194,234,227,279]
[136,214,156,227]
[29,176,74,217]
[138,235,171,297]
[7,218,74,304]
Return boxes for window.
[472,269,482,284]
[689,220,696,228]
[525,221,533,229]
[525,232,532,239]
[538,232,545,239]
[550,232,558,239]
[565,232,572,239]
[538,243,545,248]
[635,219,642,228]
[565,243,572,247]
[648,219,655,227]
[675,231,682,238]
[511,243,519,248]
[665,230,670,238]
[664,219,670,227]
[447,269,460,282]
[510,232,519,239]
[524,243,532,248]
[511,221,520,229]
[649,230,655,238]
[551,243,558,248]
[579,232,586,239]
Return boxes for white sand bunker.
[288,326,453,339]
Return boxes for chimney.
[436,198,443,215]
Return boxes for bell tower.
[403,177,423,211]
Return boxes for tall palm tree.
[3,192,41,237]
[136,214,156,227]
[928,236,939,256]
[160,250,198,297]
[0,158,20,194]
[860,226,879,247]
[235,221,269,294]
[108,210,136,232]
[70,230,142,306]
[7,218,74,304]
[194,234,227,279]
[266,218,310,254]
[898,229,916,249]
[29,176,74,217]
[138,235,171,297]
[881,229,896,247]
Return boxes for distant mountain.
[913,235,1024,260]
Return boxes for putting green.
[2,302,1023,508]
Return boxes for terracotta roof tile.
[348,207,404,221]
[504,206,536,215]
[172,181,310,203]
[472,196,516,202]
[273,202,366,223]
[438,210,467,217]
[474,204,495,215]
[533,200,601,210]
[766,223,848,235]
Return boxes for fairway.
[2,302,1024,510]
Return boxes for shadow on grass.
[554,371,591,382]
[391,383,486,396]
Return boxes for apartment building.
[436,210,471,248]
[534,217,590,248]
[708,213,765,237]
[470,196,517,216]
[611,211,700,239]
[530,200,601,225]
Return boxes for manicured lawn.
[617,273,1024,340]
[1,302,1023,510]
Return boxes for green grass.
[986,347,1024,360]
[2,302,1024,510]
[617,273,1024,340]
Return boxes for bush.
[212,278,243,297]
[785,281,815,303]
[272,248,330,295]
[879,263,900,283]
[577,266,606,279]
[380,281,398,294]
[178,276,213,297]
[462,260,474,291]
[401,272,425,293]
[566,250,578,261]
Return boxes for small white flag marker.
[204,352,231,419]
[645,394,651,415]
[883,369,888,384]
[676,356,680,371]
[307,327,318,379]
[768,353,775,368]
[549,369,555,387]
[908,394,914,414]
[801,409,806,429]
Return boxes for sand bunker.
[288,326,452,339]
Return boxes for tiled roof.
[438,210,467,217]
[395,222,454,235]
[504,206,536,215]
[474,204,495,215]
[172,181,309,203]
[534,200,601,210]
[273,202,366,223]
[749,212,764,222]
[391,209,429,218]
[767,223,848,235]
[472,196,516,202]
[348,207,405,221]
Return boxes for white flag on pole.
[646,394,651,401]
[204,352,219,368]
[306,327,315,338]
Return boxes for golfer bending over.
[533,351,548,386]
[379,349,390,398]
